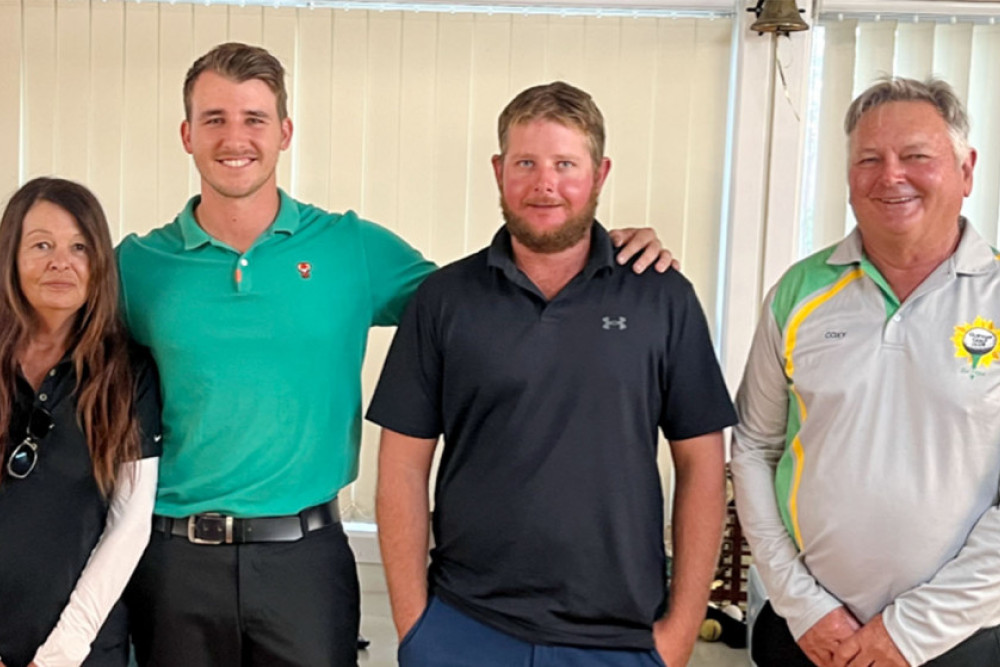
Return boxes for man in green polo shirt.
[118,42,674,666]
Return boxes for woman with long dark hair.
[0,178,161,667]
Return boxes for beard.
[501,189,600,254]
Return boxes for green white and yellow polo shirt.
[732,220,1000,665]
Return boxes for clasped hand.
[798,608,907,667]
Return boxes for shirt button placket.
[884,311,904,346]
[236,256,252,293]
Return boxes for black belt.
[152,498,340,545]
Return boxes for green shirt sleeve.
[358,220,438,326]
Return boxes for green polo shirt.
[117,190,436,517]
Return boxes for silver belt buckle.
[187,513,234,544]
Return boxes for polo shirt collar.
[826,227,864,266]
[951,219,998,275]
[827,217,995,275]
[486,221,616,282]
[16,351,75,404]
[178,189,301,251]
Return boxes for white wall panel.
[546,16,585,83]
[190,6,230,196]
[966,24,1000,243]
[508,14,547,91]
[894,22,935,79]
[295,10,335,205]
[465,15,511,251]
[608,20,658,249]
[228,6,263,43]
[90,1,126,236]
[0,0,22,197]
[430,13,475,264]
[855,20,897,91]
[679,18,731,325]
[363,12,404,231]
[810,20,856,253]
[121,3,159,237]
[648,19,695,261]
[579,16,618,228]
[395,11,438,253]
[263,7,296,191]
[159,5,195,226]
[193,5,229,55]
[327,9,366,210]
[23,0,57,181]
[54,0,91,184]
[933,22,974,100]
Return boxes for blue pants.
[399,596,667,667]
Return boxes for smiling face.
[17,200,90,323]
[493,119,610,253]
[848,100,974,249]
[181,70,292,202]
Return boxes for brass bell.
[749,0,810,34]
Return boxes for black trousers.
[125,523,360,667]
[752,601,1000,667]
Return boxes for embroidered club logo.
[297,262,312,279]
[952,316,1000,373]
[602,316,627,331]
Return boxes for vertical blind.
[0,0,734,519]
[803,16,1000,256]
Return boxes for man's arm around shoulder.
[376,428,438,640]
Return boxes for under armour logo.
[602,316,627,330]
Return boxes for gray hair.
[844,77,971,163]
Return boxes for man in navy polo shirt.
[368,81,737,667]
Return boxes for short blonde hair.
[497,81,605,167]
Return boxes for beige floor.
[356,564,750,667]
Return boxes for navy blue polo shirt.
[367,223,737,650]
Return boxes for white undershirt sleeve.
[32,457,158,667]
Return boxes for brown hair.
[0,177,140,495]
[497,81,606,167]
[184,42,289,121]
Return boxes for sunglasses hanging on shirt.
[6,406,54,479]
